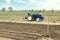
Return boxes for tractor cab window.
[28,13,31,16]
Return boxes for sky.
[0,0,60,10]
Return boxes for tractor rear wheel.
[27,16,32,21]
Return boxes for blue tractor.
[25,12,44,21]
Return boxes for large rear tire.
[27,16,32,21]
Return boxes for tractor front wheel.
[36,18,40,21]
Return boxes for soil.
[0,22,60,40]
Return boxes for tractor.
[25,12,44,21]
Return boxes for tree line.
[0,7,58,13]
[1,7,13,12]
